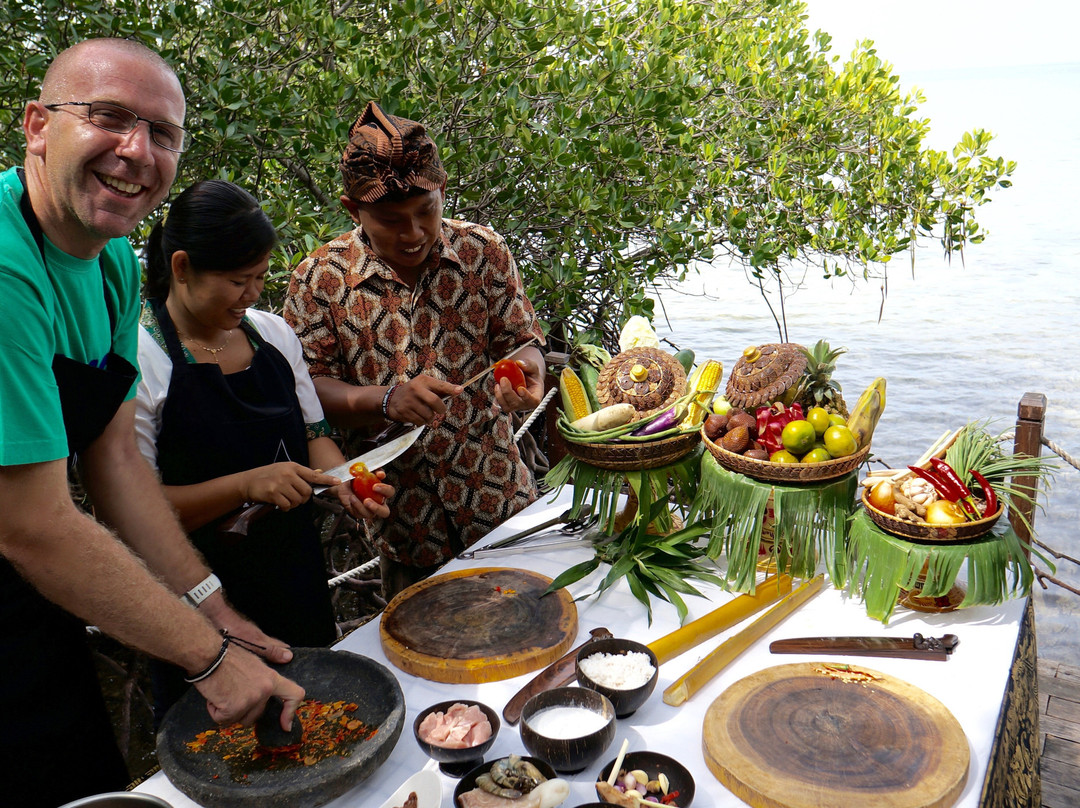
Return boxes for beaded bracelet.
[381,383,401,422]
[184,631,230,684]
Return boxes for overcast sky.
[801,1,1080,73]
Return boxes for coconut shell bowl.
[413,699,499,776]
[575,638,659,719]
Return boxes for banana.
[846,377,886,449]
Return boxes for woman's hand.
[333,468,394,522]
[241,462,340,511]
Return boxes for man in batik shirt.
[285,101,546,599]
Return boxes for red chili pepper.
[928,458,973,499]
[661,790,681,805]
[928,458,981,520]
[970,469,998,516]
[907,465,958,500]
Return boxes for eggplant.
[630,403,684,436]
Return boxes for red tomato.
[349,462,383,503]
[493,359,526,391]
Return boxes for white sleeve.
[134,326,174,473]
[247,310,326,425]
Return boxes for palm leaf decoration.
[543,444,704,535]
[843,511,1050,623]
[544,443,719,624]
[692,453,857,592]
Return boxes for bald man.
[0,38,302,806]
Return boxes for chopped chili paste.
[185,699,377,780]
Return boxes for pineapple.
[795,340,848,417]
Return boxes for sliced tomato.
[349,462,383,503]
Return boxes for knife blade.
[219,424,425,537]
[769,633,959,661]
[312,423,425,495]
[502,627,613,725]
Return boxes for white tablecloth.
[137,486,1023,807]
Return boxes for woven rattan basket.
[861,490,1002,542]
[702,429,869,483]
[563,430,700,471]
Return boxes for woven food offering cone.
[725,343,807,410]
[596,346,686,416]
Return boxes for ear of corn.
[681,359,723,427]
[559,366,594,421]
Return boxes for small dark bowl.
[453,755,556,806]
[520,686,616,773]
[414,699,499,777]
[595,750,695,808]
[576,638,659,718]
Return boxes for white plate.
[377,768,442,808]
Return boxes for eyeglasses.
[44,100,189,154]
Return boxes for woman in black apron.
[137,181,392,718]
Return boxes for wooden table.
[136,487,1036,808]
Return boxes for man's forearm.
[313,376,388,428]
[0,462,224,674]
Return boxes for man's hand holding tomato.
[333,464,393,522]
[492,346,545,414]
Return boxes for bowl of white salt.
[520,686,616,773]
[575,638,659,718]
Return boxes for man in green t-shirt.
[0,38,303,806]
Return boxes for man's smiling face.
[26,42,185,258]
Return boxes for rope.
[515,386,558,442]
[999,429,1078,471]
[1043,435,1080,471]
[327,556,380,588]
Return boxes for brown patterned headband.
[340,101,446,203]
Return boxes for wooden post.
[1009,392,1046,549]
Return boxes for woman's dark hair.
[143,180,278,300]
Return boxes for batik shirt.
[284,218,545,566]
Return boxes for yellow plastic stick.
[662,575,825,706]
[647,574,793,666]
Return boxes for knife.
[218,424,425,537]
[312,423,425,495]
[769,633,960,661]
[502,627,613,725]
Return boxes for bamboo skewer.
[647,574,793,665]
[662,575,825,706]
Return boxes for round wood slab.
[379,567,578,683]
[702,662,969,808]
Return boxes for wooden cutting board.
[379,567,578,684]
[702,662,969,808]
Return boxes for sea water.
[654,62,1080,666]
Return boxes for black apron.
[0,171,137,805]
[148,298,335,717]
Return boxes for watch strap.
[181,572,222,608]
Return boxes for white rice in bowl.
[579,651,655,690]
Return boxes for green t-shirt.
[0,166,141,465]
